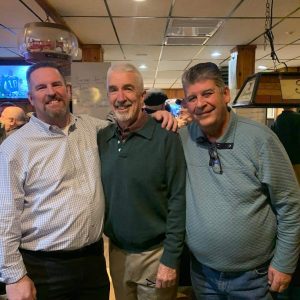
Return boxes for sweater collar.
[105,113,156,142]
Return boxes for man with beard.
[179,62,300,299]
[98,63,186,300]
[0,62,110,300]
[0,62,175,300]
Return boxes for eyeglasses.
[146,278,156,287]
[208,144,223,174]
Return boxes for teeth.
[48,100,60,104]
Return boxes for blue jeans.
[190,255,273,300]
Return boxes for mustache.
[45,94,63,104]
[114,100,132,108]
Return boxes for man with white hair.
[98,63,186,300]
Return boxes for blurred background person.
[0,106,27,138]
[0,101,16,115]
[272,107,300,300]
[143,88,168,114]
[165,98,192,129]
[271,107,300,185]
[165,98,182,117]
[0,106,27,144]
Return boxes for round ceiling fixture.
[18,22,78,65]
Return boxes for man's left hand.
[268,265,292,293]
[155,263,177,288]
[151,111,178,132]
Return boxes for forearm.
[260,137,300,273]
[161,134,186,268]
[0,152,27,283]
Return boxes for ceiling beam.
[33,0,83,46]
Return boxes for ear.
[11,118,17,127]
[223,86,231,105]
[141,90,146,104]
[28,92,34,106]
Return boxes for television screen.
[0,65,30,99]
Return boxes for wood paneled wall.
[163,88,185,99]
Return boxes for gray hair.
[107,63,144,91]
[182,62,226,93]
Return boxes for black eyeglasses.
[208,144,223,174]
[146,278,156,287]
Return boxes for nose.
[116,90,126,102]
[195,95,206,107]
[46,85,55,96]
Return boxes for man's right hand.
[6,275,36,300]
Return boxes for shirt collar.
[188,108,237,147]
[104,113,155,142]
[116,111,148,140]
[30,113,77,135]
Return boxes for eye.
[203,92,213,98]
[52,82,63,87]
[36,85,46,91]
[186,95,197,102]
[108,87,117,94]
[124,85,135,92]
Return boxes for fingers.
[155,277,176,288]
[268,268,274,287]
[161,116,178,132]
[160,115,169,130]
[155,263,177,289]
[268,266,291,293]
[171,118,178,132]
[269,277,290,293]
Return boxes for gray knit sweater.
[180,110,300,273]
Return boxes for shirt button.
[118,148,121,152]
[118,141,120,144]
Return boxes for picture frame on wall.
[267,108,275,119]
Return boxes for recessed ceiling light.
[211,52,221,57]
[134,0,146,2]
[139,64,147,69]
[258,65,267,70]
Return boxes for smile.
[46,97,63,105]
[114,103,132,110]
[195,108,214,116]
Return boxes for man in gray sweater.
[179,62,300,299]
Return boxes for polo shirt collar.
[188,108,237,145]
[105,114,155,142]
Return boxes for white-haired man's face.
[107,70,145,128]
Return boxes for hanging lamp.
[232,0,300,108]
[18,21,78,65]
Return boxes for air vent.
[167,18,223,37]
[165,36,208,45]
[165,18,223,45]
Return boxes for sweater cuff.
[160,250,180,269]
